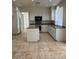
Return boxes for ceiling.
[13,0,62,7]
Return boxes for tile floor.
[12,30,66,59]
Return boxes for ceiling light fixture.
[49,0,52,1]
[32,0,34,2]
[13,0,16,2]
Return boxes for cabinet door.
[48,25,51,32]
[48,26,56,39]
[52,30,56,39]
[42,25,48,32]
[56,29,65,41]
[50,27,56,39]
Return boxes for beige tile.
[12,30,66,59]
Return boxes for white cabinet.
[56,29,66,41]
[48,26,56,39]
[48,25,66,41]
[27,28,39,41]
[41,25,48,32]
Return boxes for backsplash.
[29,20,55,25]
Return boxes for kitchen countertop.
[29,20,55,25]
[30,23,55,25]
[27,26,39,29]
[29,20,66,29]
[50,25,66,29]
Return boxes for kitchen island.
[27,27,40,42]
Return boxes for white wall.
[22,12,29,28]
[20,7,51,21]
[16,7,21,33]
[21,13,24,31]
[12,6,22,34]
[12,6,18,34]
[63,0,66,26]
[51,7,55,20]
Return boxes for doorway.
[22,12,29,29]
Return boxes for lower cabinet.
[27,28,39,41]
[41,25,48,32]
[48,25,66,42]
[56,29,66,41]
[48,26,56,39]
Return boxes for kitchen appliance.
[35,16,42,31]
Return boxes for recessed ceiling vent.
[32,0,40,6]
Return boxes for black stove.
[35,16,42,31]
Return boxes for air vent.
[32,1,40,6]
